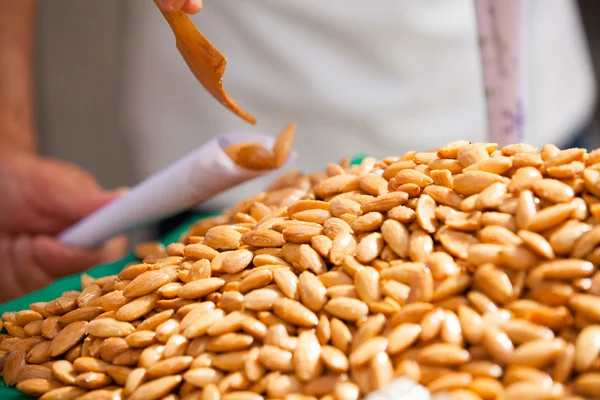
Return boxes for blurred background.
[32,0,600,243]
[35,0,599,190]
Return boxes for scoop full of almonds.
[3,141,600,400]
[225,123,296,170]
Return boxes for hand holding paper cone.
[59,126,297,248]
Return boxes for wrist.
[0,115,36,154]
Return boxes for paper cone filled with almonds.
[224,123,297,171]
[3,141,600,399]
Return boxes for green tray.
[0,212,214,399]
[0,156,366,399]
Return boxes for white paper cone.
[59,132,295,248]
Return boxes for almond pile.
[2,141,600,400]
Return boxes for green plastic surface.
[0,156,365,398]
[0,213,214,399]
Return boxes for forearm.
[0,0,37,153]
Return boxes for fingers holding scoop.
[158,0,202,14]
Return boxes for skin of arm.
[0,0,37,153]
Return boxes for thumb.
[66,187,129,223]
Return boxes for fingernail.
[159,0,174,11]
[186,0,202,13]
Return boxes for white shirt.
[119,0,595,209]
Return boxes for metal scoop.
[154,0,257,125]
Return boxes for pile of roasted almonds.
[2,141,600,400]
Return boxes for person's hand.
[158,0,202,14]
[0,151,128,302]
